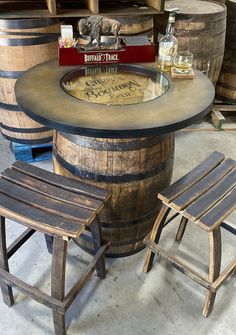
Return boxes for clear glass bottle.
[157,12,178,71]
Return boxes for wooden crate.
[211,101,236,130]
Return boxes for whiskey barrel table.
[15,60,215,257]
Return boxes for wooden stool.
[0,161,111,335]
[143,151,236,317]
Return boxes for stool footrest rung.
[145,238,212,290]
[212,257,236,291]
[7,228,35,259]
[64,243,108,310]
[0,243,109,314]
[0,268,65,313]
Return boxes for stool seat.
[159,151,236,231]
[143,151,236,318]
[0,161,111,335]
[0,161,110,238]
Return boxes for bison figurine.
[78,15,122,49]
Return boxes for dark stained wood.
[145,238,212,290]
[2,168,104,213]
[0,192,85,238]
[197,187,236,231]
[0,178,96,225]
[12,160,110,202]
[185,167,236,221]
[175,216,188,242]
[202,228,221,317]
[7,228,35,259]
[0,216,14,307]
[44,234,53,254]
[0,163,110,335]
[159,151,225,203]
[51,237,67,335]
[143,205,171,273]
[0,161,109,335]
[89,217,106,279]
[171,159,236,211]
[143,152,236,317]
[0,267,65,312]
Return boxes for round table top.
[15,59,215,138]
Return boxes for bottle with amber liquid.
[157,12,178,71]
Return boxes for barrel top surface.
[15,59,215,138]
[165,0,226,14]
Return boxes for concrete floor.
[0,129,236,335]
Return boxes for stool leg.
[51,237,67,335]
[202,228,221,317]
[143,205,171,273]
[90,217,106,279]
[175,216,188,242]
[0,216,14,307]
[44,234,53,254]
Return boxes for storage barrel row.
[0,18,60,144]
[216,0,236,103]
[156,0,226,85]
[53,132,174,257]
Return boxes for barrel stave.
[53,131,175,257]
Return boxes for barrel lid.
[165,0,225,14]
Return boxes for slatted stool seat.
[143,151,236,317]
[0,161,111,335]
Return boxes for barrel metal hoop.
[74,237,145,258]
[215,94,236,104]
[0,70,24,79]
[0,101,21,111]
[80,231,149,247]
[0,35,58,46]
[1,133,52,145]
[61,133,168,151]
[0,18,59,30]
[0,122,51,133]
[53,149,174,183]
[101,208,159,228]
[216,82,236,90]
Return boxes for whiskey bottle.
[157,12,178,71]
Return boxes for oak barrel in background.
[53,132,174,257]
[216,0,236,103]
[155,0,226,85]
[0,18,60,144]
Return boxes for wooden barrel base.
[216,0,236,103]
[156,0,226,85]
[0,18,59,143]
[0,109,53,144]
[73,235,146,258]
[53,132,175,257]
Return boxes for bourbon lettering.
[84,53,119,64]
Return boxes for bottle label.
[159,42,177,59]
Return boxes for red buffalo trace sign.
[59,37,156,66]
